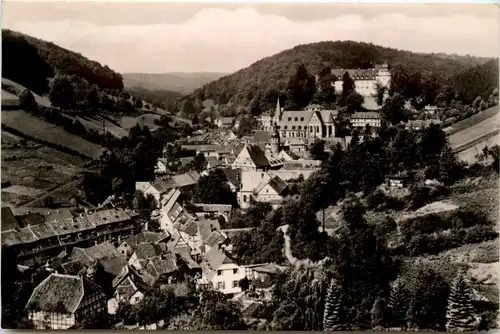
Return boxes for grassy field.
[75,114,129,138]
[445,106,499,135]
[457,133,500,163]
[1,109,106,159]
[1,132,87,208]
[448,113,499,150]
[2,77,52,107]
[119,113,161,131]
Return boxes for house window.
[233,280,239,288]
[243,195,247,202]
[217,282,225,290]
[284,126,288,130]
[217,270,222,276]
[300,117,304,121]
[298,126,301,130]
[134,296,141,302]
[233,268,238,274]
[288,117,292,121]
[292,126,295,130]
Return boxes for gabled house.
[26,273,107,329]
[135,180,170,207]
[215,117,235,128]
[117,231,170,258]
[107,275,144,315]
[159,188,183,231]
[199,247,261,296]
[164,171,200,192]
[232,144,271,171]
[252,175,288,208]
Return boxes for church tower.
[270,122,280,155]
[272,97,282,125]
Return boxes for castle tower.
[270,122,280,155]
[376,61,391,87]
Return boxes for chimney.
[57,210,60,213]
[47,212,51,215]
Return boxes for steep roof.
[198,219,221,244]
[180,220,198,236]
[218,117,234,125]
[134,243,166,261]
[268,176,288,194]
[252,130,272,143]
[204,231,228,247]
[151,180,170,194]
[1,207,21,231]
[115,276,139,302]
[123,231,169,249]
[222,168,240,187]
[278,111,314,127]
[60,261,88,276]
[203,247,234,272]
[245,145,270,168]
[25,273,85,314]
[331,68,379,80]
[72,241,122,265]
[168,171,200,188]
[351,111,381,120]
[319,110,338,123]
[101,256,128,277]
[240,171,271,192]
[221,228,255,241]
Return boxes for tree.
[373,82,387,106]
[345,91,364,113]
[371,297,388,329]
[313,66,337,107]
[446,272,477,331]
[193,169,236,205]
[19,89,38,112]
[323,278,343,331]
[381,93,407,125]
[285,64,316,109]
[86,84,99,112]
[342,72,355,98]
[43,196,54,208]
[49,75,75,110]
[439,145,460,186]
[309,139,326,160]
[111,177,124,197]
[192,115,199,125]
[331,198,399,328]
[192,153,206,173]
[239,277,250,292]
[134,98,143,109]
[388,277,409,327]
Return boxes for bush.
[463,225,498,244]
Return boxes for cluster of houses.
[16,211,285,329]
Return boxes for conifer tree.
[323,278,342,331]
[446,272,476,332]
[388,277,409,327]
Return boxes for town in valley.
[1,2,499,332]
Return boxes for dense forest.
[183,41,496,112]
[125,86,183,110]
[2,29,124,93]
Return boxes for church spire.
[275,97,281,117]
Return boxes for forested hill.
[187,40,496,109]
[2,29,124,94]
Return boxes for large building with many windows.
[331,62,391,97]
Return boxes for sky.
[2,2,499,74]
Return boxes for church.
[272,99,338,139]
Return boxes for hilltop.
[185,40,496,110]
[122,72,227,95]
[2,29,123,94]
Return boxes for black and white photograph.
[1,1,499,331]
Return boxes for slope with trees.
[183,41,495,112]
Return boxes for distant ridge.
[122,72,228,95]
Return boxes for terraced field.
[1,133,87,208]
[1,109,106,159]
